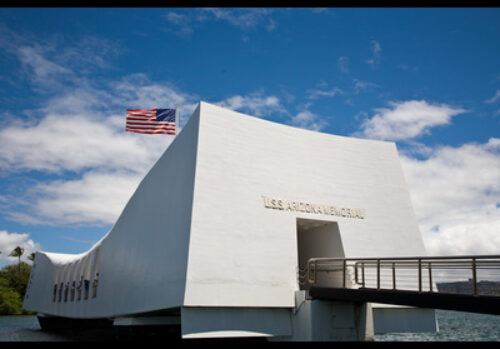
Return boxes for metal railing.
[299,255,500,296]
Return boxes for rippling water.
[1,310,499,341]
[375,310,500,341]
[0,315,63,341]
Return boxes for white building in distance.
[23,101,437,340]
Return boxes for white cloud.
[111,73,199,125]
[338,56,350,73]
[216,92,285,117]
[13,35,121,93]
[199,8,275,31]
[356,100,466,141]
[0,37,195,227]
[400,138,500,256]
[353,78,378,94]
[0,112,171,175]
[307,87,343,100]
[0,55,196,176]
[485,89,500,104]
[6,171,144,226]
[289,110,328,131]
[266,18,277,31]
[165,8,276,35]
[0,230,41,262]
[17,45,75,90]
[164,12,193,35]
[371,40,381,54]
[0,107,173,225]
[216,90,327,131]
[0,83,178,225]
[365,39,381,66]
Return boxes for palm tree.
[9,246,25,272]
[27,252,36,262]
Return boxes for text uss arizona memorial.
[262,196,365,220]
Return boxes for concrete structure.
[23,101,437,340]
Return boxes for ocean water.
[0,315,63,341]
[375,310,500,342]
[0,315,117,341]
[0,310,499,341]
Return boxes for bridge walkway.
[299,255,500,315]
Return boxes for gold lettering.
[330,206,338,216]
[277,199,284,210]
[262,196,271,208]
[263,196,365,219]
[284,200,291,210]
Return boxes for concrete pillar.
[275,291,374,341]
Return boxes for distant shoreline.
[437,280,500,296]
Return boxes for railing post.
[362,262,365,288]
[392,262,396,290]
[377,259,380,290]
[313,255,500,301]
[428,262,433,292]
[308,260,316,285]
[354,262,358,285]
[418,259,422,292]
[342,259,347,288]
[472,258,477,296]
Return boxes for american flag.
[126,108,176,135]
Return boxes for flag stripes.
[126,108,176,135]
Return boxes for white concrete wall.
[181,307,292,338]
[183,102,428,309]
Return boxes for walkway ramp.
[302,255,500,316]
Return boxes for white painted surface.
[181,307,292,338]
[184,102,428,308]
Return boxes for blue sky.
[0,8,499,267]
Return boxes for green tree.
[0,262,32,299]
[27,252,36,262]
[0,278,23,315]
[0,262,33,315]
[9,246,24,273]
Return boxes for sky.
[0,8,499,267]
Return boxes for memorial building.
[23,101,437,340]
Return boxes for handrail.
[303,255,500,296]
